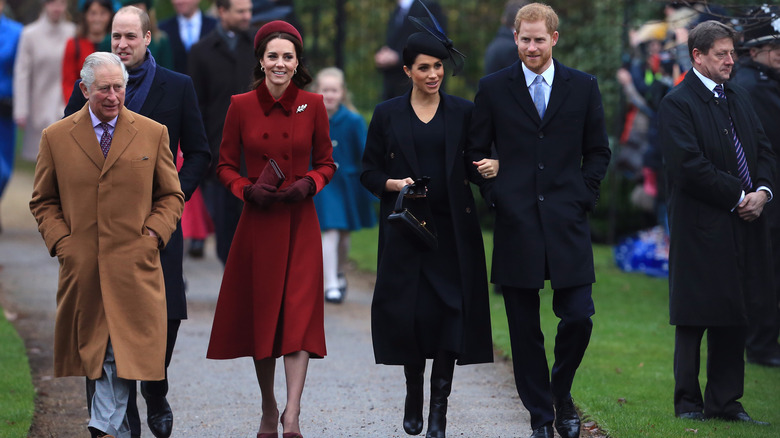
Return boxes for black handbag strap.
[393,185,413,212]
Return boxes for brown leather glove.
[278,176,315,203]
[243,183,281,209]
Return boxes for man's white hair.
[80,52,128,90]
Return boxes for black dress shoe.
[528,424,554,438]
[747,354,780,367]
[554,397,581,438]
[145,395,173,437]
[710,411,770,426]
[676,411,705,421]
[188,239,204,258]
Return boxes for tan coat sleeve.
[29,128,71,256]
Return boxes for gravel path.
[1,170,533,438]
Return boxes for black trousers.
[502,284,594,429]
[201,178,242,265]
[673,325,746,417]
[746,227,780,360]
[89,319,181,437]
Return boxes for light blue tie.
[184,21,195,51]
[532,75,546,119]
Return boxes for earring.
[294,68,298,75]
[261,66,265,72]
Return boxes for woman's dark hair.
[252,32,313,90]
[77,0,113,40]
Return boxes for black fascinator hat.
[403,0,465,76]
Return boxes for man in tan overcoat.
[29,52,184,438]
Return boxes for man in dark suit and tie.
[188,0,255,265]
[159,0,217,73]
[466,4,610,438]
[65,6,210,438]
[374,0,446,101]
[658,20,774,426]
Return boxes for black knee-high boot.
[404,361,425,435]
[426,352,455,438]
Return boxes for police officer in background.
[732,7,780,368]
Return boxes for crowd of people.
[1,0,776,437]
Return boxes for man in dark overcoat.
[189,0,255,264]
[658,20,775,425]
[64,6,210,438]
[158,0,217,74]
[730,10,780,368]
[465,4,610,438]
[374,0,446,100]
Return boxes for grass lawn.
[350,226,779,437]
[0,307,34,437]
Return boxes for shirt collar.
[692,67,720,95]
[88,106,118,129]
[178,9,202,29]
[256,80,300,116]
[398,0,414,11]
[522,61,555,88]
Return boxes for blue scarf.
[125,49,156,113]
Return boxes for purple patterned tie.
[714,84,752,190]
[99,122,112,158]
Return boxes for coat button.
[390,152,395,159]
[463,179,469,186]
[283,154,290,160]
[465,207,472,213]
[538,162,544,170]
[538,132,544,139]
[723,128,729,135]
[538,194,544,201]
[263,133,269,139]
[263,154,269,160]
[283,132,289,139]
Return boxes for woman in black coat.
[361,31,495,438]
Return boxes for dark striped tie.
[714,84,752,190]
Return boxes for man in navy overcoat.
[466,4,610,438]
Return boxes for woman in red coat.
[61,0,112,104]
[206,21,335,438]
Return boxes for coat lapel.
[442,94,459,181]
[542,60,571,127]
[70,105,106,171]
[507,62,542,124]
[389,92,422,177]
[101,107,138,176]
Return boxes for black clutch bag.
[387,181,437,251]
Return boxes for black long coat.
[466,59,611,290]
[65,66,211,320]
[658,70,776,326]
[732,59,780,229]
[361,92,493,366]
[188,28,256,177]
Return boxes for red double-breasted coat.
[207,81,335,360]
